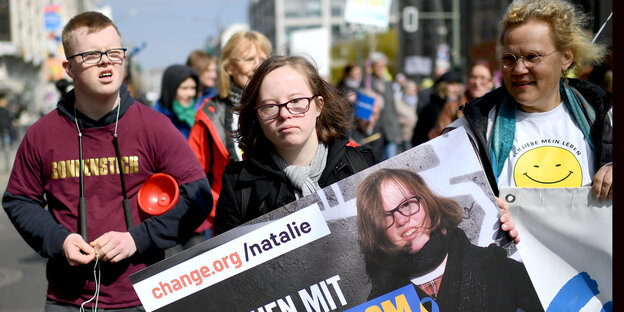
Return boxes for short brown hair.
[356,168,463,255]
[234,55,352,156]
[62,11,121,57]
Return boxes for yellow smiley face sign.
[514,146,583,187]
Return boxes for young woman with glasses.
[445,0,612,200]
[213,55,377,235]
[355,168,542,311]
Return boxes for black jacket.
[460,78,612,196]
[367,228,543,312]
[214,136,376,235]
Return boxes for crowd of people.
[1,0,612,310]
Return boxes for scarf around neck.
[271,143,329,199]
[228,83,243,105]
[489,80,596,180]
[364,228,450,301]
[379,230,449,278]
[172,99,196,128]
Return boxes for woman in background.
[186,49,219,105]
[188,30,272,238]
[153,64,199,139]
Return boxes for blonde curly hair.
[498,0,606,77]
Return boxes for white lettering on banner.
[132,204,331,312]
[299,275,347,312]
[252,275,347,312]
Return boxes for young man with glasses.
[2,11,212,311]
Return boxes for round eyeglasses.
[68,48,127,64]
[500,50,557,70]
[385,196,422,228]
[255,96,316,120]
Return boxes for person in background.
[214,55,376,235]
[465,60,495,103]
[153,65,208,255]
[356,168,540,310]
[429,61,495,140]
[2,11,211,310]
[55,78,73,100]
[411,70,464,146]
[153,64,200,139]
[124,66,151,107]
[349,89,386,161]
[336,61,362,105]
[447,0,612,200]
[186,49,219,105]
[587,45,612,92]
[0,94,14,149]
[395,79,419,152]
[367,52,401,160]
[336,61,384,160]
[188,30,272,239]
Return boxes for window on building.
[306,0,322,17]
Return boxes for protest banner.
[344,0,393,29]
[130,127,535,311]
[501,187,612,311]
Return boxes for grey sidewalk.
[0,145,47,312]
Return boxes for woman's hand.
[497,197,520,244]
[592,162,612,200]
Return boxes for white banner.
[289,28,330,78]
[501,187,612,311]
[132,204,330,311]
[344,0,393,28]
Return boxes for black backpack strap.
[344,146,369,173]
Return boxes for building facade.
[250,0,612,82]
[0,0,97,120]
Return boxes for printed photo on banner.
[130,127,541,311]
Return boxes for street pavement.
[0,147,47,311]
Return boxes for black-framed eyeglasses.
[385,196,422,228]
[68,48,127,64]
[256,96,316,120]
[501,50,557,70]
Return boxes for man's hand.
[90,231,137,263]
[63,233,96,266]
[497,197,520,244]
[593,162,612,200]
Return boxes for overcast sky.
[99,0,250,71]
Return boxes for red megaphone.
[137,173,179,215]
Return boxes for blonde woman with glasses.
[188,30,272,238]
[446,0,612,200]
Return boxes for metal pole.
[452,0,461,66]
